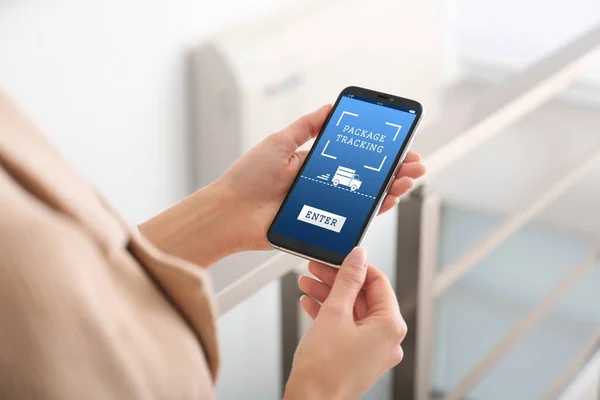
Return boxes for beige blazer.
[0,91,219,399]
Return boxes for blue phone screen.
[271,95,418,255]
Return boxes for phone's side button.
[384,175,395,194]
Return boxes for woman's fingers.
[293,150,310,168]
[353,289,370,320]
[377,176,417,215]
[308,261,339,286]
[397,162,426,179]
[305,263,369,320]
[404,151,421,163]
[388,176,415,197]
[299,275,331,304]
[280,105,332,150]
[378,195,400,215]
[300,295,321,320]
[363,265,402,317]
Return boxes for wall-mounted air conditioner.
[194,0,445,187]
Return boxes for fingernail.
[346,247,367,268]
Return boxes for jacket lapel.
[0,91,220,380]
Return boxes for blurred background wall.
[0,0,294,222]
[1,1,600,399]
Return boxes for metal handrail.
[442,246,600,400]
[421,24,600,399]
[434,145,600,297]
[419,23,600,178]
[400,23,600,400]
[215,252,304,314]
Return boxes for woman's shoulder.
[0,90,218,399]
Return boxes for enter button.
[297,205,346,233]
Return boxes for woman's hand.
[140,106,425,267]
[218,105,426,252]
[285,247,407,400]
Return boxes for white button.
[297,205,346,233]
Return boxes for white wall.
[457,0,600,84]
[0,0,292,223]
[560,349,600,400]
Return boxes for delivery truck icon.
[332,166,362,191]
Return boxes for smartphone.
[267,86,424,266]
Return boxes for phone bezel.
[267,86,424,266]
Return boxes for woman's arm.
[138,181,243,268]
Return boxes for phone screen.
[269,91,421,259]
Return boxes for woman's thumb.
[324,247,368,313]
